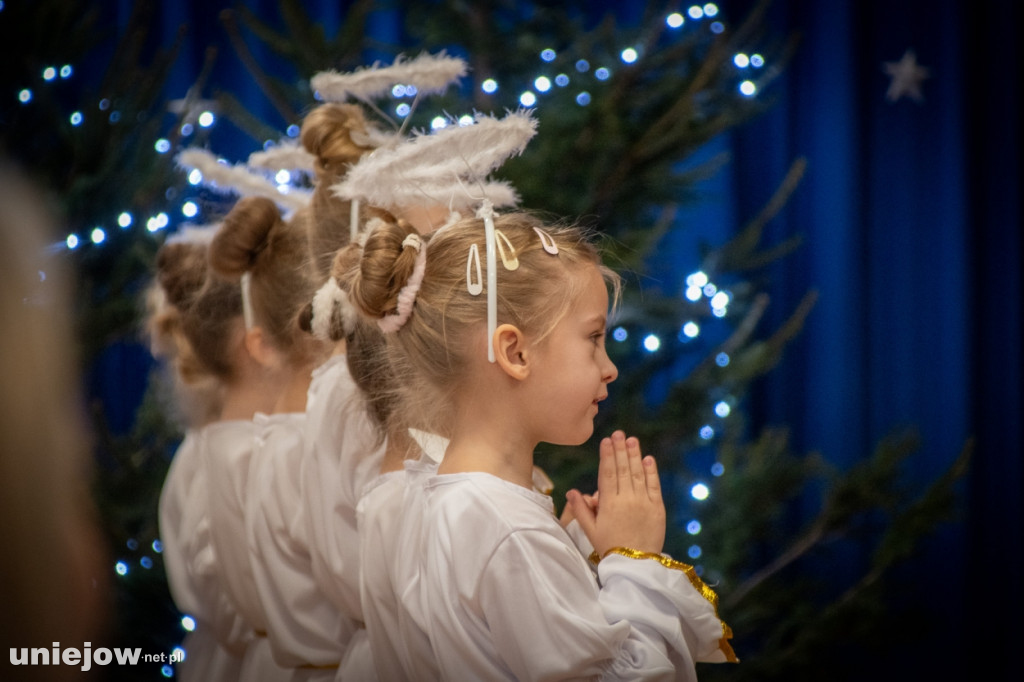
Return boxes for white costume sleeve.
[598,553,736,666]
[159,430,247,679]
[477,529,681,681]
[203,419,268,632]
[247,412,356,671]
[303,356,384,622]
[160,430,204,617]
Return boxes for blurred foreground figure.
[0,163,110,680]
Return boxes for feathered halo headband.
[334,110,547,360]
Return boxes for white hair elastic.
[402,233,423,252]
[310,277,357,341]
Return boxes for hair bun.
[209,196,282,279]
[155,241,208,309]
[349,218,421,319]
[301,103,374,175]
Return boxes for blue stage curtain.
[727,0,1021,677]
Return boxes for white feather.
[311,52,467,102]
[332,111,536,209]
[176,148,311,212]
[248,143,315,172]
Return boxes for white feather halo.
[248,143,315,173]
[176,149,312,212]
[310,52,468,103]
[331,110,537,211]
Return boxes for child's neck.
[271,360,315,414]
[220,381,276,421]
[439,425,536,490]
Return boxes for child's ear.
[244,327,280,369]
[493,323,530,381]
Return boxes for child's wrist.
[594,546,689,572]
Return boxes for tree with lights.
[2,1,968,679]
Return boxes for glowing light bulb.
[90,227,106,244]
[666,13,684,28]
[691,483,709,500]
[643,334,661,352]
[686,271,708,288]
[481,78,498,94]
[534,76,551,92]
[620,48,638,64]
[519,91,537,107]
[740,80,757,96]
[198,111,215,127]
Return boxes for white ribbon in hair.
[476,200,498,363]
[240,272,255,330]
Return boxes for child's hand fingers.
[626,436,645,492]
[598,437,616,495]
[643,455,662,503]
[566,489,597,541]
[612,430,630,491]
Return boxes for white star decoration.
[883,49,930,103]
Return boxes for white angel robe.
[203,418,290,681]
[302,355,384,621]
[356,456,440,682]
[389,471,736,681]
[159,428,248,681]
[246,410,362,681]
[300,355,385,682]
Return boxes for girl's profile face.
[522,264,618,446]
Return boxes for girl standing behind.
[348,213,737,681]
[152,236,279,679]
[209,195,346,681]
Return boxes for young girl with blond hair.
[207,193,354,681]
[151,235,276,681]
[348,211,737,681]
